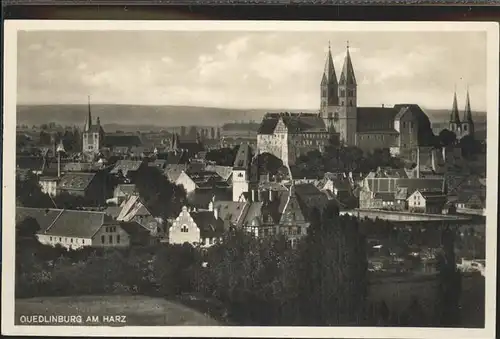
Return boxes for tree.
[256,152,283,176]
[134,166,187,218]
[434,226,462,326]
[438,129,457,147]
[459,134,481,159]
[298,208,368,325]
[16,174,54,208]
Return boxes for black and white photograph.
[2,20,498,338]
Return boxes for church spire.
[339,41,356,86]
[323,41,337,85]
[85,95,92,131]
[450,89,461,124]
[464,86,473,122]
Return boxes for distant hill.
[16,104,310,129]
[16,104,487,131]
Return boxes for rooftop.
[58,172,96,191]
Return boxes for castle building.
[257,112,331,166]
[82,96,105,155]
[449,88,475,139]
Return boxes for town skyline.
[17,30,487,111]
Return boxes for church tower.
[232,143,252,202]
[320,42,339,134]
[460,87,474,138]
[335,42,358,146]
[82,95,105,155]
[449,90,462,137]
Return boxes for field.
[15,295,222,326]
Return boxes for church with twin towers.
[317,40,474,158]
[257,41,444,166]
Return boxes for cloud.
[16,31,487,111]
[250,47,314,83]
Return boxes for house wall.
[37,234,92,250]
[40,180,58,197]
[175,172,197,194]
[91,225,130,248]
[356,133,398,152]
[408,192,426,213]
[169,207,201,245]
[233,169,249,202]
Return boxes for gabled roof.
[58,172,96,191]
[25,208,111,238]
[110,160,144,176]
[164,164,188,182]
[205,165,233,181]
[280,186,308,225]
[187,188,232,209]
[16,207,62,232]
[104,206,122,219]
[213,201,248,227]
[233,143,252,169]
[356,108,399,133]
[114,184,137,196]
[104,134,142,148]
[191,210,225,238]
[117,195,152,222]
[257,113,327,135]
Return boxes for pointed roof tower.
[463,86,473,122]
[84,95,92,131]
[450,89,461,124]
[339,41,357,86]
[322,41,338,86]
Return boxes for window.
[403,122,406,128]
[109,235,113,244]
[349,100,353,106]
[70,238,73,243]
[297,227,301,235]
[181,225,188,233]
[464,125,468,131]
[50,236,53,241]
[59,237,62,242]
[117,235,120,244]
[101,235,105,243]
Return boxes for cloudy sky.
[17,30,487,111]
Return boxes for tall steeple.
[464,86,473,122]
[84,95,92,131]
[460,86,474,137]
[450,89,461,124]
[324,41,337,85]
[339,41,357,87]
[320,41,339,110]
